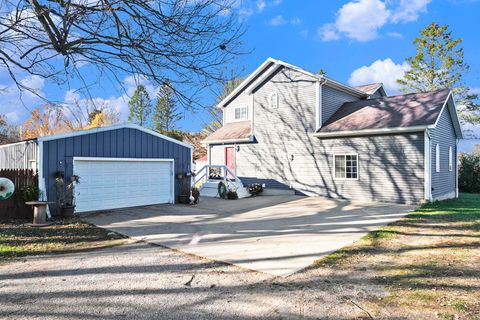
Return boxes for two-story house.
[202,58,463,204]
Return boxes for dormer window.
[234,106,247,120]
[270,92,278,109]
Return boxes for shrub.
[20,185,41,203]
[458,153,480,193]
[247,183,263,196]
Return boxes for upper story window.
[436,144,440,172]
[234,107,247,120]
[334,154,358,180]
[449,146,453,172]
[270,92,278,109]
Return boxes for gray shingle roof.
[319,89,450,133]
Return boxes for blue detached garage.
[0,124,192,215]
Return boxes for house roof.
[354,83,384,95]
[316,89,462,138]
[216,57,367,108]
[202,121,252,144]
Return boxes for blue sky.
[2,0,480,149]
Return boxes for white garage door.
[73,157,174,213]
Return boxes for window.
[436,144,440,172]
[449,146,453,171]
[234,107,247,120]
[334,154,358,179]
[270,92,278,109]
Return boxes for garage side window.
[334,154,358,179]
[234,107,247,120]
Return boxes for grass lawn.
[0,218,127,260]
[316,193,480,319]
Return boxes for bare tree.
[0,0,244,107]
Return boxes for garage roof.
[37,124,193,149]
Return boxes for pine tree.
[397,22,479,124]
[153,81,182,133]
[128,85,152,126]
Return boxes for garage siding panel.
[42,128,191,215]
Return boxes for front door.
[225,147,235,176]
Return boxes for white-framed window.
[435,144,440,172]
[269,92,278,109]
[234,106,247,120]
[334,154,358,180]
[449,146,453,172]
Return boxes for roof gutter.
[313,125,429,138]
[202,136,254,145]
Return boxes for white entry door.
[73,157,174,213]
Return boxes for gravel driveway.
[0,241,385,320]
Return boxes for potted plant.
[247,183,264,196]
[191,187,200,204]
[62,175,79,217]
[55,174,79,217]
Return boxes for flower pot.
[178,195,189,204]
[61,205,75,218]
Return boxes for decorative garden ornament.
[0,178,15,200]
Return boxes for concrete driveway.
[85,196,415,276]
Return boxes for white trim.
[455,140,459,198]
[315,81,320,130]
[245,63,282,95]
[332,153,359,180]
[203,136,253,145]
[449,146,453,171]
[435,144,440,173]
[73,157,175,204]
[73,156,174,162]
[431,91,463,139]
[424,130,432,201]
[314,125,428,138]
[37,124,193,149]
[216,57,366,109]
[233,106,248,121]
[0,140,35,149]
[217,58,276,108]
[250,93,255,137]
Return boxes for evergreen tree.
[128,85,152,126]
[153,81,182,132]
[398,22,479,124]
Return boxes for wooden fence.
[0,169,38,220]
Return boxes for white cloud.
[238,7,254,20]
[391,0,431,23]
[300,29,309,38]
[348,58,410,94]
[319,0,431,42]
[318,23,340,41]
[319,0,390,42]
[256,0,266,12]
[387,31,403,38]
[268,15,287,26]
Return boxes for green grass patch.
[362,226,398,241]
[408,193,480,222]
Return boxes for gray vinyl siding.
[42,128,191,215]
[321,85,360,125]
[0,141,38,170]
[210,66,425,204]
[430,103,457,200]
[224,92,252,123]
